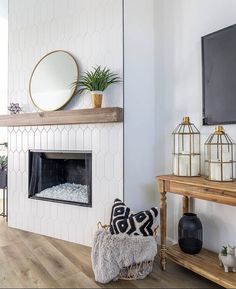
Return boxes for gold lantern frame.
[205,126,235,182]
[173,117,201,177]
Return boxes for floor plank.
[32,245,77,281]
[0,261,25,288]
[7,256,59,288]
[58,272,100,288]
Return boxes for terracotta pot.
[91,91,103,108]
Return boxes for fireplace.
[28,150,92,207]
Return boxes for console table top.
[157,174,236,192]
[157,174,236,206]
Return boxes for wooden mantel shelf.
[0,107,123,127]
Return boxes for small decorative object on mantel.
[72,66,121,109]
[205,126,235,182]
[219,245,236,272]
[8,103,22,115]
[172,116,201,176]
[178,213,203,254]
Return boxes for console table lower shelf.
[167,244,236,288]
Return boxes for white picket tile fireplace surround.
[7,120,123,246]
[7,0,124,247]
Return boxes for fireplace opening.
[28,150,92,207]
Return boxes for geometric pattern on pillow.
[110,199,158,236]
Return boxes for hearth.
[28,150,92,207]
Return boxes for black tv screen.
[202,24,236,125]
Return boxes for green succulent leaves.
[0,156,7,170]
[72,66,121,94]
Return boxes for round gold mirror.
[29,50,79,111]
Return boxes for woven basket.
[97,222,158,281]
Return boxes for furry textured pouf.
[91,229,158,284]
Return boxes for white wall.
[124,0,158,211]
[8,0,123,111]
[155,0,236,251]
[0,0,8,142]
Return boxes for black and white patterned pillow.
[110,199,158,236]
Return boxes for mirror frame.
[29,50,79,111]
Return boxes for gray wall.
[124,0,158,211]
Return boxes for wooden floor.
[0,213,222,288]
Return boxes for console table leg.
[160,187,167,271]
[182,196,189,214]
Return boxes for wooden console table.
[157,175,236,289]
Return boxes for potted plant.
[72,66,121,108]
[0,155,7,189]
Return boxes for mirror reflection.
[30,50,78,111]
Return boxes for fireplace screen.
[28,150,92,207]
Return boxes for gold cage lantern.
[173,117,200,177]
[205,126,235,182]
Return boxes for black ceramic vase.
[178,213,202,254]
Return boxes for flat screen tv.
[202,24,236,125]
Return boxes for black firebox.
[28,150,92,207]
